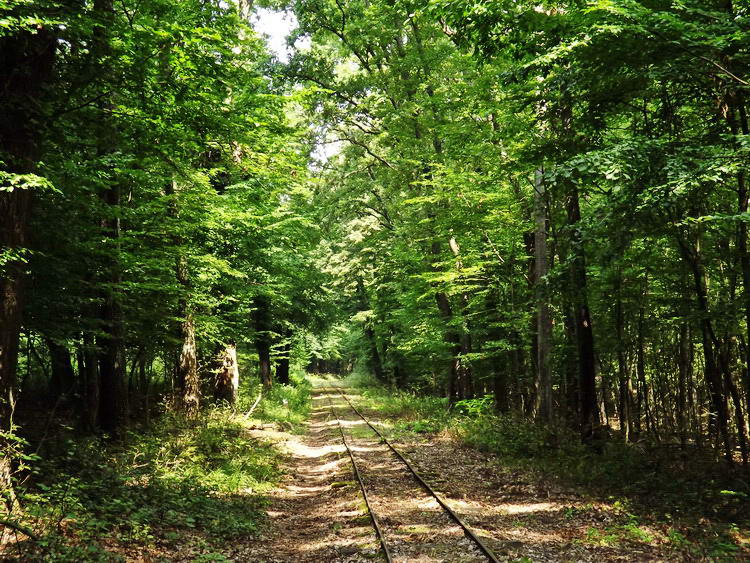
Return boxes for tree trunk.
[177,313,200,416]
[98,181,126,434]
[448,236,475,399]
[80,332,100,432]
[435,287,462,404]
[718,341,748,465]
[566,184,599,441]
[46,338,75,399]
[93,0,127,436]
[99,277,126,434]
[615,277,633,442]
[253,295,273,388]
[729,94,750,450]
[636,304,655,438]
[215,344,239,404]
[678,322,689,450]
[0,21,56,516]
[276,340,291,385]
[677,234,732,460]
[365,326,385,381]
[534,169,553,423]
[431,242,468,404]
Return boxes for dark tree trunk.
[615,278,633,442]
[365,326,385,381]
[98,182,126,434]
[253,295,273,388]
[494,353,510,413]
[0,19,56,513]
[718,341,748,465]
[636,304,655,437]
[92,0,127,435]
[566,185,599,441]
[46,338,75,399]
[431,242,469,404]
[715,49,750,448]
[677,234,732,460]
[356,278,386,381]
[534,170,552,422]
[276,340,291,385]
[99,281,126,434]
[435,288,463,403]
[448,237,475,399]
[678,322,690,450]
[81,332,100,431]
[258,339,272,386]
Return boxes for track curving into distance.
[323,386,501,563]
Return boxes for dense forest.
[2,0,750,559]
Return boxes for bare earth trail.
[251,386,489,562]
[252,385,668,562]
[247,389,381,562]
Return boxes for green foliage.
[248,376,312,431]
[458,415,562,459]
[7,408,281,561]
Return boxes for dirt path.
[252,387,496,562]
[248,390,381,562]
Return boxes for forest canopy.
[1,0,750,558]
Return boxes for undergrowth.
[2,377,311,561]
[345,372,750,556]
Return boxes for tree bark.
[276,340,291,385]
[615,277,633,442]
[99,274,126,433]
[0,17,56,515]
[177,313,200,417]
[677,322,689,450]
[431,242,469,404]
[677,234,732,460]
[215,344,239,404]
[93,0,128,435]
[566,184,599,441]
[253,295,273,388]
[46,338,75,399]
[81,332,100,432]
[534,169,553,423]
[448,236,475,399]
[98,180,126,434]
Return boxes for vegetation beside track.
[341,372,750,558]
[4,376,311,561]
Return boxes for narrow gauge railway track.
[324,391,394,562]
[324,387,500,563]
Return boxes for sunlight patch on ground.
[501,502,557,515]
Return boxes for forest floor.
[250,378,750,562]
[5,378,748,561]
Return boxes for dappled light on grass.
[3,384,311,561]
[248,387,382,561]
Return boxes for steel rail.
[324,390,393,563]
[334,388,502,563]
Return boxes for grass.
[342,371,750,557]
[2,374,311,561]
[244,374,312,432]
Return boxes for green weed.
[5,401,291,561]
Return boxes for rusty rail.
[328,386,501,563]
[325,392,393,563]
